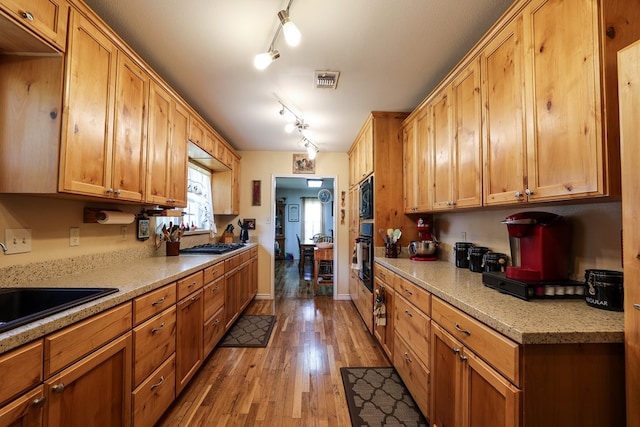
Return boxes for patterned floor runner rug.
[218,314,276,348]
[340,367,428,426]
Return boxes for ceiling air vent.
[315,71,340,89]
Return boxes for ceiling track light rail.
[254,0,300,70]
[278,101,319,159]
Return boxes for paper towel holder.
[83,208,134,224]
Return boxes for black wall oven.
[359,176,373,219]
[358,223,374,291]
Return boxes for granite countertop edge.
[375,257,624,345]
[0,244,258,354]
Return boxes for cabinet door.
[360,119,374,179]
[176,290,203,395]
[111,52,148,202]
[464,348,521,427]
[452,58,482,208]
[618,39,640,427]
[145,81,172,205]
[522,0,600,201]
[45,333,132,427]
[431,322,463,427]
[402,116,418,213]
[481,16,527,206]
[1,0,69,50]
[225,268,240,328]
[373,279,394,359]
[431,86,454,210]
[60,10,116,197]
[168,100,188,207]
[0,386,45,427]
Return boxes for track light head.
[253,49,280,70]
[277,9,301,47]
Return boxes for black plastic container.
[468,247,490,273]
[483,252,509,273]
[585,269,624,311]
[454,242,474,269]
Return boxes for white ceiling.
[83,0,515,154]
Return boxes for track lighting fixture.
[304,139,319,160]
[254,0,300,70]
[278,101,320,158]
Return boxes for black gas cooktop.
[180,243,245,254]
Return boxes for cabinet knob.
[459,354,468,362]
[404,309,413,318]
[115,189,122,195]
[452,347,461,354]
[525,189,534,196]
[514,191,523,199]
[52,383,65,393]
[404,288,413,296]
[106,188,114,194]
[403,352,412,363]
[31,396,47,409]
[21,11,35,21]
[634,304,640,311]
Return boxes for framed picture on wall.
[288,204,299,222]
[292,154,315,174]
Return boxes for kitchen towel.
[96,210,135,224]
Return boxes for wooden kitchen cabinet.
[0,340,43,407]
[132,306,176,389]
[431,322,521,427]
[618,38,640,427]
[203,263,225,357]
[45,332,132,427]
[348,117,374,186]
[0,0,69,51]
[176,288,203,395]
[188,113,205,150]
[0,385,45,427]
[212,152,240,215]
[146,80,188,207]
[402,106,431,213]
[132,354,175,427]
[373,266,394,359]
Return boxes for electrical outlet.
[461,231,467,242]
[4,229,32,254]
[120,226,127,241]
[70,227,80,246]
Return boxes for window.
[302,197,323,240]
[183,162,215,232]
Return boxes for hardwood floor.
[157,259,390,426]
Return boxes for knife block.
[222,231,234,244]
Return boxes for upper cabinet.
[0,0,69,51]
[402,107,431,213]
[348,116,374,187]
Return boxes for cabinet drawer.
[394,332,430,418]
[132,282,176,326]
[395,276,430,315]
[374,264,396,288]
[44,303,132,377]
[0,385,45,426]
[0,0,69,50]
[395,294,430,367]
[240,249,251,264]
[132,354,175,427]
[203,261,225,283]
[204,275,225,320]
[0,340,43,406]
[132,306,176,388]
[177,270,204,300]
[225,254,241,272]
[250,246,258,258]
[432,297,520,385]
[203,306,225,357]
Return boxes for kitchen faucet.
[0,241,6,254]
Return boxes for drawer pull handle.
[404,288,413,296]
[404,310,413,318]
[31,396,47,409]
[634,304,640,311]
[188,281,197,288]
[213,319,220,325]
[22,11,35,21]
[152,297,166,306]
[190,295,201,303]
[459,354,468,362]
[212,286,219,292]
[403,352,412,363]
[152,322,165,334]
[150,375,165,390]
[454,323,471,335]
[452,347,461,354]
[52,383,65,393]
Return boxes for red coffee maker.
[502,212,570,281]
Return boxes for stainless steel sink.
[0,287,118,334]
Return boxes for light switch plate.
[5,229,32,254]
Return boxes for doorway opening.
[273,176,336,298]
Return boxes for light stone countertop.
[0,244,257,354]
[375,257,624,345]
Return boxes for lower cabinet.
[393,332,430,418]
[44,332,133,426]
[176,288,203,395]
[0,385,45,427]
[132,355,175,427]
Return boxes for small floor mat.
[218,315,276,348]
[340,367,428,427]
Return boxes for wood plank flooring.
[157,259,391,426]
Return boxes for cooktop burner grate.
[180,243,245,254]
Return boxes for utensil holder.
[385,243,399,258]
[166,241,180,256]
